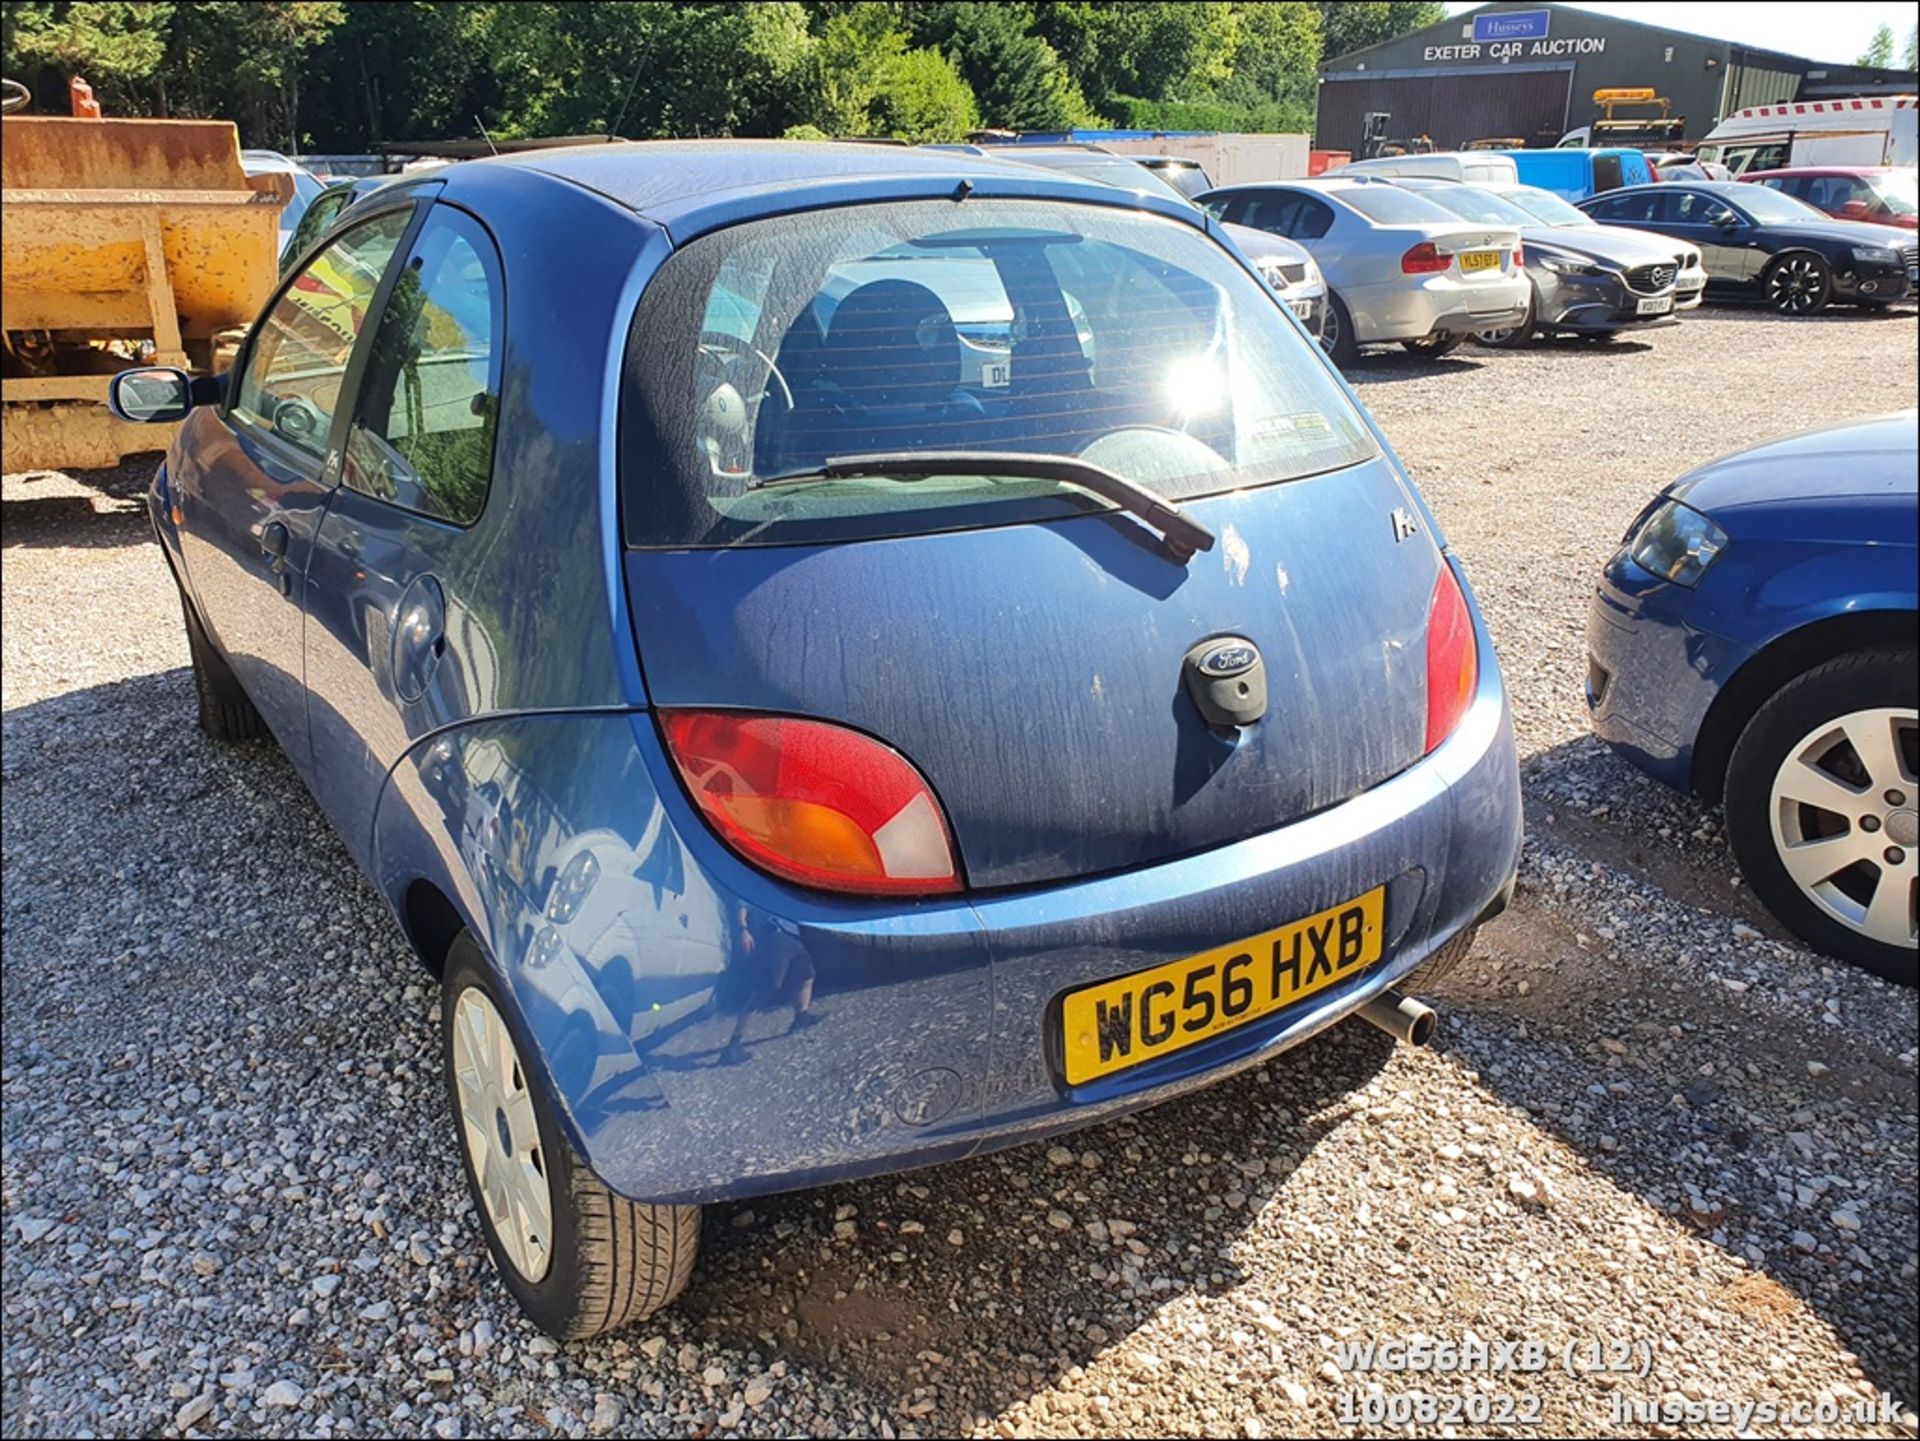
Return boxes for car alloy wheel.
[450,986,555,1283]
[1764,253,1830,315]
[1767,706,1919,949]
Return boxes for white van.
[1700,95,1918,175]
[1339,152,1520,185]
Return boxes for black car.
[1578,181,1916,315]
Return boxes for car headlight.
[1851,245,1899,264]
[1628,498,1728,586]
[1540,254,1605,276]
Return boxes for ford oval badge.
[1198,639,1259,677]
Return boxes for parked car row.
[97,138,1914,1348]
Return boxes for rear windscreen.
[1338,186,1459,225]
[620,197,1377,548]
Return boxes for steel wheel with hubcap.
[1764,253,1831,315]
[1726,649,1918,983]
[441,933,701,1336]
[451,987,554,1283]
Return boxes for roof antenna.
[475,115,499,156]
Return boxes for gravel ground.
[4,306,1917,1439]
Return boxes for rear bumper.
[1348,272,1531,345]
[496,608,1522,1205]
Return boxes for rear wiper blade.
[750,450,1216,562]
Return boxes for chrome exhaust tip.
[1359,989,1436,1047]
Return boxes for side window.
[1592,154,1624,192]
[1292,196,1335,239]
[1203,194,1241,223]
[234,209,412,459]
[281,189,352,272]
[342,206,503,526]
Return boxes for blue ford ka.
[109,143,1521,1337]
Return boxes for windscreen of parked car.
[1145,160,1213,199]
[621,198,1377,548]
[1006,151,1196,206]
[1335,185,1463,226]
[1500,185,1596,227]
[1726,185,1829,223]
[1865,170,1917,218]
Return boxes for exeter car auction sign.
[1424,8,1607,64]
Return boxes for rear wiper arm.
[750,450,1216,562]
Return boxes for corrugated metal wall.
[1722,55,1801,113]
[1317,67,1575,154]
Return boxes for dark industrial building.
[1316,2,1918,155]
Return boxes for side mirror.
[107,366,194,423]
[1840,199,1871,219]
[1712,210,1740,230]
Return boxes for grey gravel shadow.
[3,455,162,550]
[1429,742,1919,1410]
[681,1025,1396,1426]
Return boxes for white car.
[1199,176,1529,364]
[1488,183,1707,309]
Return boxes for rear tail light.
[1513,241,1525,267]
[1648,161,1662,181]
[1401,242,1451,275]
[1424,561,1478,753]
[659,711,961,896]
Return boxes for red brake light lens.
[1424,562,1478,753]
[1513,241,1525,266]
[1401,241,1450,275]
[659,711,961,896]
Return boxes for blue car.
[107,141,1521,1336]
[1587,411,1917,981]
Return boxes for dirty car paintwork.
[148,142,1522,1205]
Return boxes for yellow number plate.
[1058,887,1386,1086]
[1459,251,1501,272]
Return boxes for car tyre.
[1321,290,1359,368]
[1724,649,1917,985]
[1410,925,1479,986]
[178,582,267,742]
[1762,252,1832,316]
[1473,291,1535,348]
[1401,334,1463,357]
[442,932,701,1336]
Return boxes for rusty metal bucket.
[3,116,283,471]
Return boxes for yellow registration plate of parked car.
[1459,251,1501,273]
[1058,887,1386,1086]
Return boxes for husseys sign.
[1422,9,1608,63]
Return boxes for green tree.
[871,43,978,139]
[157,2,344,147]
[1857,22,1894,67]
[1205,2,1319,120]
[1905,23,1916,69]
[1034,2,1239,117]
[907,1,1097,130]
[1,1,173,111]
[1315,1,1442,61]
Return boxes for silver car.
[1200,176,1530,364]
[1489,183,1708,309]
[939,143,1330,339]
